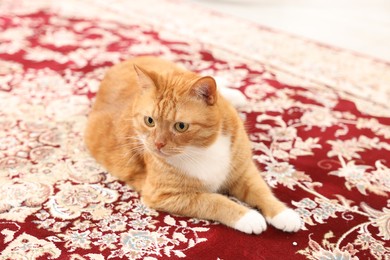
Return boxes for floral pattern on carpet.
[0,0,389,259]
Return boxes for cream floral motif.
[299,234,360,260]
[298,209,390,260]
[66,158,107,184]
[300,107,338,129]
[293,198,345,229]
[0,181,52,222]
[30,181,210,258]
[329,158,390,196]
[47,183,118,220]
[357,118,390,139]
[0,0,390,259]
[115,230,169,259]
[0,233,61,259]
[84,0,390,115]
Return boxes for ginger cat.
[85,56,301,234]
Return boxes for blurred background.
[189,0,390,62]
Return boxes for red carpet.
[1,0,390,259]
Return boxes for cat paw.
[234,209,267,234]
[267,208,302,232]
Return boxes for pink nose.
[155,142,166,150]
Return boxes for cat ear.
[133,64,155,91]
[190,76,217,105]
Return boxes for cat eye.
[174,122,189,132]
[144,116,155,127]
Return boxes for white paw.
[267,208,302,232]
[234,209,267,234]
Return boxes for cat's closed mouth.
[155,149,169,157]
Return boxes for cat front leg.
[228,163,302,232]
[143,192,267,234]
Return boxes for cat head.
[130,65,221,158]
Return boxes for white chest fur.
[166,135,232,192]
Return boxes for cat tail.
[214,76,247,109]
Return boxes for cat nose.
[155,141,166,150]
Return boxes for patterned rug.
[1,0,390,259]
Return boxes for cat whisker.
[114,144,146,168]
[177,151,201,167]
[117,135,145,146]
[122,136,140,141]
[123,145,145,155]
[124,149,144,166]
[114,142,142,150]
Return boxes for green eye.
[174,122,189,132]
[144,116,155,127]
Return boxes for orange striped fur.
[85,56,301,234]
